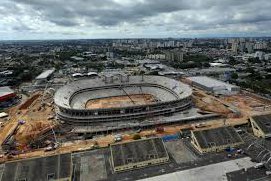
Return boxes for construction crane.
[119,85,136,105]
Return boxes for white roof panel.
[36,69,55,80]
[0,86,15,97]
[187,76,238,89]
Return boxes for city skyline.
[0,0,271,40]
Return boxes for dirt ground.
[0,91,56,148]
[192,90,232,116]
[221,93,271,116]
[86,94,157,109]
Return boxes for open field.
[192,90,234,116]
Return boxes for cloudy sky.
[0,0,271,40]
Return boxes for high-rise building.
[231,42,239,53]
[254,42,267,50]
[245,42,254,53]
[165,51,184,62]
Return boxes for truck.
[44,142,59,152]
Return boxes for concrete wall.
[113,157,169,172]
[57,98,192,125]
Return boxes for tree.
[228,56,235,65]
[231,73,238,80]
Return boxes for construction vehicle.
[44,142,59,152]
[180,128,191,138]
[18,120,25,125]
[114,134,122,142]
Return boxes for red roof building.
[0,86,16,102]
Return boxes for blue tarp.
[162,134,180,142]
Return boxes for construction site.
[85,94,157,109]
[0,75,271,180]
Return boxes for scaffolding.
[240,131,271,170]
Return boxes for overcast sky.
[0,0,271,40]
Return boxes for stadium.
[54,75,192,126]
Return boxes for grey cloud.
[1,0,271,37]
[13,0,193,27]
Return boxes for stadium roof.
[35,68,55,80]
[192,126,243,149]
[0,86,15,97]
[251,114,271,135]
[54,75,192,109]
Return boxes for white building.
[35,68,55,85]
[187,76,240,95]
[254,51,265,61]
[254,42,267,50]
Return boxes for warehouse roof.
[251,114,271,135]
[0,86,15,97]
[110,137,168,168]
[188,67,236,75]
[187,76,239,90]
[36,68,55,80]
[192,127,243,149]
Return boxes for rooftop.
[192,126,243,149]
[0,86,15,97]
[251,114,271,135]
[54,76,192,109]
[0,153,71,181]
[187,76,239,89]
[35,68,55,80]
[110,137,168,168]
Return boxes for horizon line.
[1,36,271,42]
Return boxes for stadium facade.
[54,75,192,126]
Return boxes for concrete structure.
[0,86,16,103]
[0,154,71,181]
[250,114,271,138]
[187,76,240,95]
[110,138,169,172]
[139,157,257,181]
[35,68,55,84]
[72,150,107,181]
[54,76,192,125]
[191,126,243,153]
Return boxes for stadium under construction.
[53,75,212,133]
